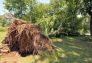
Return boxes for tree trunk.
[90,15,92,36]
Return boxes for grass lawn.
[0,26,7,44]
[0,27,92,63]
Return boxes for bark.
[87,7,92,36]
[90,15,92,36]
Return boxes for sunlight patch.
[72,51,80,56]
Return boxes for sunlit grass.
[0,26,7,44]
[53,36,92,63]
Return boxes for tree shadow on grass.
[30,37,92,63]
[51,37,92,63]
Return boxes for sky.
[0,0,7,15]
[37,0,50,3]
[0,0,50,15]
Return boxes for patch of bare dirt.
[0,51,21,63]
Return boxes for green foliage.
[4,0,27,18]
[50,0,89,35]
[80,0,92,35]
[4,0,90,35]
[36,15,56,35]
[0,16,9,27]
[81,0,92,15]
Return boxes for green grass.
[52,36,92,63]
[0,26,7,44]
[0,27,92,63]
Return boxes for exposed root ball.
[2,19,54,56]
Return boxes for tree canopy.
[3,0,92,36]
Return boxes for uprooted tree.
[1,18,54,56]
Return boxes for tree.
[4,0,27,18]
[82,0,92,36]
[49,0,84,35]
[4,0,89,35]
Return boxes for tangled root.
[2,19,54,56]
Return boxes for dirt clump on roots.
[1,19,54,56]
